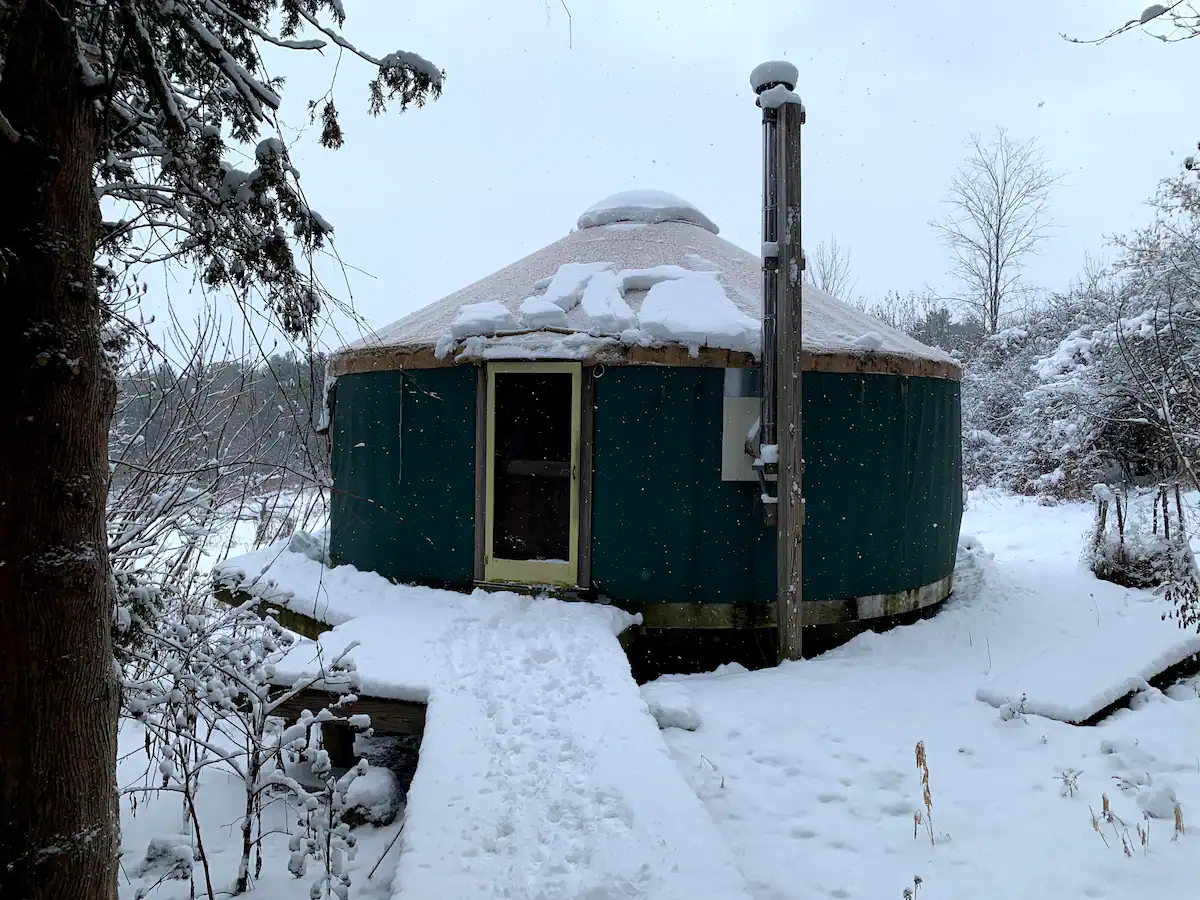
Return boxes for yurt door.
[483,361,582,587]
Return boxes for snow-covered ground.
[658,492,1198,899]
[119,491,1198,899]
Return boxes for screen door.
[484,362,581,586]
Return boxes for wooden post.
[775,96,805,662]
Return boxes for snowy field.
[117,492,1198,900]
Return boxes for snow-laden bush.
[960,275,1139,497]
[961,175,1200,500]
[340,765,402,827]
[284,724,372,900]
[133,834,200,882]
[952,534,994,607]
[1084,484,1200,631]
[121,600,373,899]
[1085,485,1173,589]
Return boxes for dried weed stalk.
[914,742,935,847]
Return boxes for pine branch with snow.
[54,0,444,338]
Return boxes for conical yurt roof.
[331,191,958,380]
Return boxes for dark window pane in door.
[492,372,573,562]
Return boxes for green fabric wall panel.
[590,367,776,605]
[590,367,961,605]
[329,367,476,587]
[800,371,962,602]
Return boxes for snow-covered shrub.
[286,750,371,899]
[961,277,1134,496]
[961,195,1200,500]
[340,765,402,827]
[1085,485,1200,629]
[133,834,200,882]
[112,569,167,665]
[1032,178,1200,497]
[1086,485,1165,588]
[121,600,369,898]
[952,534,994,607]
[962,322,1046,489]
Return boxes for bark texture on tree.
[0,2,120,898]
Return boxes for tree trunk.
[0,3,119,899]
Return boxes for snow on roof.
[576,190,720,235]
[342,203,953,367]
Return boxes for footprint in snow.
[870,769,906,791]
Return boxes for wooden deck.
[214,586,427,765]
[212,586,330,640]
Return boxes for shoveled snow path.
[395,597,751,899]
[264,582,752,899]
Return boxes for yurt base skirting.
[605,572,952,629]
[619,599,949,682]
[467,572,950,625]
[467,574,953,679]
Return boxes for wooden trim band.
[469,573,954,629]
[606,573,954,629]
[329,343,962,381]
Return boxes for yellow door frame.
[484,361,582,587]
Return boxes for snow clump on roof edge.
[577,190,720,235]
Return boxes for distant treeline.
[109,350,330,489]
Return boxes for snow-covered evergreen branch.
[59,0,443,338]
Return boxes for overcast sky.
[145,0,1198,353]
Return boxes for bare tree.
[803,238,857,300]
[107,303,329,632]
[931,127,1060,334]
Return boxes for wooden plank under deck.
[270,687,427,735]
[270,686,427,768]
[212,586,330,641]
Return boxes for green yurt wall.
[589,366,961,606]
[329,366,477,587]
[328,363,962,609]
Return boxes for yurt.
[322,190,962,663]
